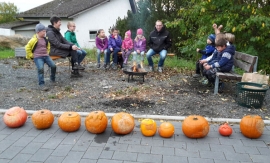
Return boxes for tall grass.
[0,48,14,59]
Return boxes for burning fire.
[133,61,137,72]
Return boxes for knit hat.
[35,23,46,33]
[125,30,131,37]
[208,34,216,43]
[137,28,143,35]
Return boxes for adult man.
[146,20,172,72]
[46,16,83,78]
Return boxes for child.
[203,38,235,91]
[121,30,133,67]
[132,28,146,68]
[105,28,122,70]
[64,21,86,70]
[95,29,108,68]
[193,34,216,78]
[25,23,56,91]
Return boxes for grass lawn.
[0,49,15,60]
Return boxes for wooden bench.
[117,52,175,57]
[214,51,258,94]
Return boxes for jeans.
[106,48,121,64]
[77,49,87,64]
[132,51,145,62]
[34,56,56,86]
[146,49,167,67]
[96,49,107,64]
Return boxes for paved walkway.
[0,115,270,163]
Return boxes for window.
[89,30,97,40]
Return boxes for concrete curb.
[1,109,270,124]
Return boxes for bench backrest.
[234,51,258,73]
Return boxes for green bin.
[235,82,269,108]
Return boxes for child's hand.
[199,59,206,64]
[110,48,113,51]
[136,50,140,54]
[72,45,79,50]
[196,48,200,52]
[204,64,211,70]
[114,35,118,39]
[212,23,217,29]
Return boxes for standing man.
[146,20,172,72]
[46,16,84,78]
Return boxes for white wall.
[0,28,15,36]
[72,0,131,48]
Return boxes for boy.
[64,21,86,69]
[25,23,56,91]
[203,38,235,92]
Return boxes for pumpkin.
[85,111,108,134]
[219,123,233,136]
[58,112,81,132]
[3,106,28,128]
[182,115,209,138]
[240,115,264,139]
[140,119,157,137]
[31,109,54,130]
[111,112,135,135]
[158,122,175,138]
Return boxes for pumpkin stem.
[193,117,198,120]
[41,111,44,114]
[68,113,72,116]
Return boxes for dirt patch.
[0,58,269,120]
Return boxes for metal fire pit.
[123,66,148,82]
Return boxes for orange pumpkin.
[3,106,28,128]
[140,119,157,137]
[240,115,264,139]
[111,112,135,135]
[58,112,81,132]
[158,122,175,138]
[182,115,209,138]
[85,111,108,134]
[219,123,233,136]
[31,109,54,130]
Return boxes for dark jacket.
[211,45,236,72]
[46,25,74,57]
[148,26,172,52]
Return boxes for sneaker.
[201,79,209,85]
[71,71,83,78]
[199,77,207,83]
[50,80,57,86]
[158,67,163,73]
[73,63,79,70]
[77,64,85,70]
[39,85,49,91]
[148,66,154,72]
[96,63,101,69]
[111,63,118,70]
[193,74,201,78]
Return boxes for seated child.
[64,21,86,70]
[25,23,56,91]
[105,28,122,70]
[203,38,235,91]
[95,29,108,68]
[193,34,216,78]
[132,28,146,68]
[121,30,133,67]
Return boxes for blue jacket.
[198,44,215,59]
[108,34,122,50]
[207,49,218,65]
[210,45,236,72]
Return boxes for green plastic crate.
[236,82,269,108]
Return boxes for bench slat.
[234,51,257,72]
[234,59,254,72]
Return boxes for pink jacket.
[122,38,133,50]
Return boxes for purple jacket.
[134,37,146,52]
[95,36,108,50]
[108,34,122,50]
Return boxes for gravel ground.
[0,58,269,119]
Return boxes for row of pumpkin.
[3,107,265,139]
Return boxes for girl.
[132,28,146,68]
[95,29,108,68]
[121,30,133,67]
[64,21,86,69]
[105,28,122,70]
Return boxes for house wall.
[0,28,15,36]
[72,0,132,48]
